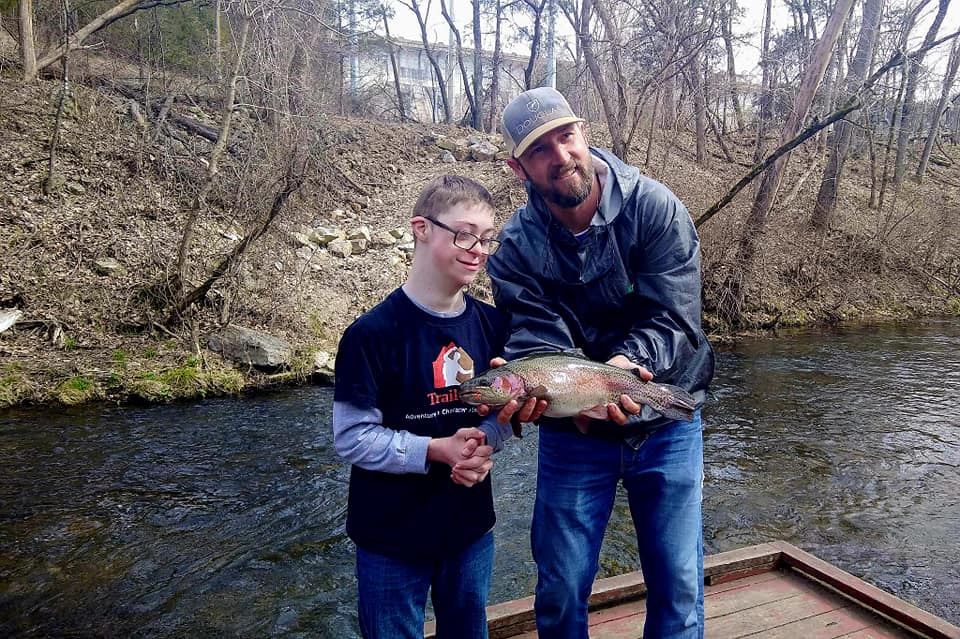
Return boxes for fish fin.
[657,384,701,410]
[650,383,700,422]
[510,413,523,439]
[573,416,592,434]
[527,385,549,399]
[660,406,696,423]
[560,347,589,359]
[580,404,610,419]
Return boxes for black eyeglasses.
[425,216,501,255]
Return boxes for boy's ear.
[410,216,429,241]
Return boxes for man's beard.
[528,159,595,209]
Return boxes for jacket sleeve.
[486,241,575,359]
[611,184,708,385]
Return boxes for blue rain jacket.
[486,147,714,433]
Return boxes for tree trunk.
[214,0,223,81]
[45,0,71,195]
[721,0,744,131]
[522,0,545,89]
[592,0,627,123]
[578,0,626,159]
[403,0,452,123]
[879,64,908,210]
[688,52,707,165]
[487,0,503,133]
[727,0,856,324]
[754,0,774,163]
[174,14,250,304]
[382,9,406,121]
[892,0,950,186]
[33,0,141,76]
[18,0,37,82]
[439,0,479,128]
[472,0,483,128]
[810,0,882,229]
[916,37,960,181]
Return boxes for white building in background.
[353,35,532,126]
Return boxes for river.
[1,319,958,637]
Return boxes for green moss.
[111,349,128,364]
[56,376,100,405]
[126,358,243,402]
[948,297,960,316]
[128,374,173,402]
[161,363,204,397]
[0,369,37,408]
[287,347,319,381]
[205,368,244,395]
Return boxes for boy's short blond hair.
[413,175,495,219]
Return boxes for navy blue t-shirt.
[334,288,507,562]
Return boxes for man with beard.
[485,87,714,639]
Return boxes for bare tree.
[916,37,960,181]
[570,0,718,163]
[399,0,452,123]
[892,0,950,187]
[754,0,775,162]
[810,0,882,230]
[380,4,407,121]
[521,0,547,89]
[723,0,856,323]
[18,0,193,81]
[486,0,504,132]
[44,0,71,195]
[577,0,626,158]
[439,0,480,127]
[472,0,484,127]
[18,0,37,81]
[720,0,744,132]
[174,10,251,306]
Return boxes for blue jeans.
[355,531,494,639]
[532,413,704,639]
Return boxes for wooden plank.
[746,607,872,639]
[772,541,960,639]
[705,573,815,619]
[839,629,923,639]
[704,542,783,584]
[706,592,840,638]
[426,542,959,638]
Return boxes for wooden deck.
[425,541,960,639]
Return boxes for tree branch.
[694,28,960,229]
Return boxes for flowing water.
[1,319,958,637]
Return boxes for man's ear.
[506,158,528,181]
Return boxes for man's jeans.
[532,413,704,639]
[355,531,494,639]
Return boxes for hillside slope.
[2,75,959,407]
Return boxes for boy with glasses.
[333,175,535,638]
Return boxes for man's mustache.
[550,161,583,180]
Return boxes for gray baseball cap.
[501,87,584,158]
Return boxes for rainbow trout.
[459,352,699,423]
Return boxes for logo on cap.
[526,98,540,112]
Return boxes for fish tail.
[646,382,700,423]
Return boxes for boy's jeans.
[532,413,705,639]
[356,531,493,639]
